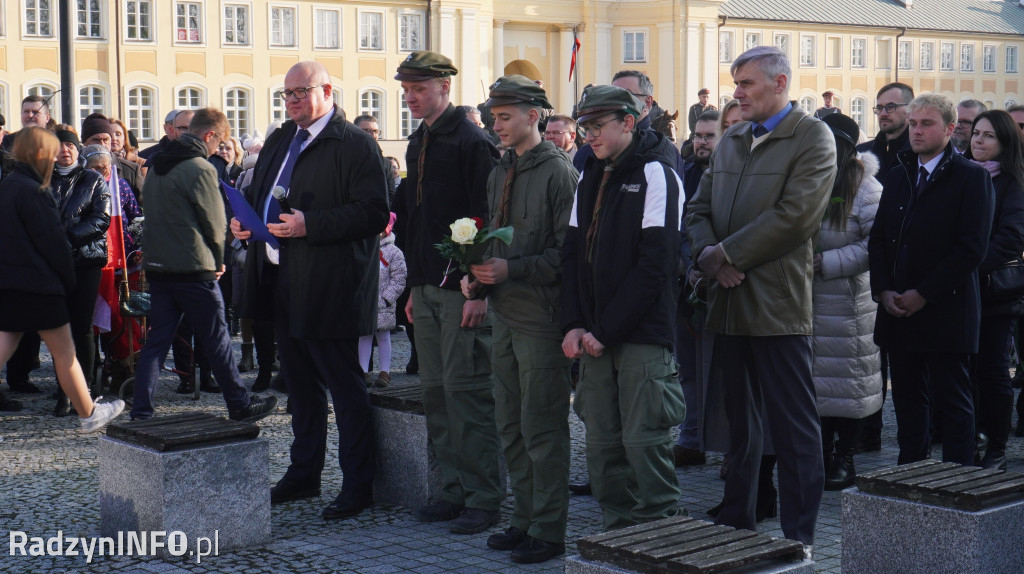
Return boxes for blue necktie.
[752,124,769,138]
[915,166,929,197]
[266,128,310,224]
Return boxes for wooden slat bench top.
[106,412,260,452]
[577,516,804,573]
[368,385,424,414]
[856,460,1024,511]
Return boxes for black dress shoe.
[487,526,526,551]
[568,482,592,496]
[228,395,278,422]
[322,491,372,520]
[416,500,464,522]
[511,537,565,564]
[7,378,41,393]
[449,508,500,534]
[53,396,72,417]
[271,481,321,505]
[199,371,221,393]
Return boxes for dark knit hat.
[821,113,861,147]
[81,114,115,143]
[55,128,82,150]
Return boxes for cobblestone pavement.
[3,331,1023,573]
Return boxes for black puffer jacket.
[0,163,76,296]
[52,165,110,267]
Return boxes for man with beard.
[858,83,914,184]
[952,99,987,154]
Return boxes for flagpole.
[573,26,579,109]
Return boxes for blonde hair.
[12,126,60,189]
[908,93,957,126]
[718,99,741,135]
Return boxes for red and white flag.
[569,32,581,82]
[94,164,126,332]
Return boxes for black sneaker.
[229,395,278,422]
[511,537,565,564]
[415,500,464,522]
[449,507,500,534]
[270,480,321,504]
[487,526,526,551]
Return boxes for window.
[826,37,842,68]
[875,39,891,69]
[77,0,102,38]
[399,12,423,52]
[744,32,760,52]
[774,33,789,57]
[800,35,815,67]
[961,43,974,72]
[1006,98,1018,108]
[852,38,867,69]
[851,97,866,132]
[270,88,286,123]
[314,8,339,49]
[176,1,201,43]
[719,96,730,109]
[78,85,104,124]
[25,0,53,37]
[920,42,934,71]
[1009,45,1019,74]
[125,0,152,41]
[224,88,250,139]
[623,30,647,63]
[898,40,912,70]
[270,6,295,47]
[983,45,996,73]
[223,4,249,45]
[359,10,383,51]
[126,86,155,141]
[719,31,733,63]
[176,86,203,109]
[800,96,815,113]
[360,89,384,126]
[940,42,954,71]
[399,98,421,139]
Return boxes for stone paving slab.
[3,331,1024,573]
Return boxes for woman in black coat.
[0,127,124,431]
[965,110,1024,470]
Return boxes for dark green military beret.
[574,85,643,124]
[394,51,459,81]
[484,75,553,109]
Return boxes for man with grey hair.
[140,109,181,160]
[869,93,994,467]
[952,99,987,153]
[686,45,835,552]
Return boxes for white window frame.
[76,0,103,39]
[358,9,384,52]
[174,0,204,45]
[223,86,252,139]
[126,84,157,142]
[399,96,421,139]
[313,6,340,50]
[719,30,733,64]
[77,84,105,125]
[222,2,251,47]
[940,42,954,71]
[719,95,730,109]
[1008,45,1019,74]
[920,42,935,71]
[1006,98,1018,109]
[359,88,385,130]
[0,82,7,121]
[124,0,154,43]
[799,34,816,68]
[744,32,761,52]
[799,95,815,113]
[24,0,54,38]
[983,44,996,73]
[773,33,790,58]
[398,10,424,52]
[961,43,975,73]
[622,29,648,64]
[898,40,912,71]
[850,97,866,133]
[270,86,286,124]
[25,82,60,122]
[851,37,867,69]
[268,4,297,48]
[175,85,205,109]
[0,0,5,37]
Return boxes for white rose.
[450,218,479,245]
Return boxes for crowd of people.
[3,44,1024,564]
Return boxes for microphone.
[271,186,291,215]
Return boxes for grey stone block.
[564,554,815,573]
[842,488,1024,574]
[99,436,270,555]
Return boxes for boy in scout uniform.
[394,51,504,535]
[462,75,578,563]
[561,85,685,529]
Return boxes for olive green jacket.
[685,103,836,336]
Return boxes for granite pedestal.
[565,555,815,574]
[842,488,1024,573]
[99,417,270,555]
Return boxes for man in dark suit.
[868,93,995,466]
[231,61,390,519]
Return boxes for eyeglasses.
[872,103,908,114]
[956,120,974,128]
[544,130,571,136]
[581,118,620,137]
[693,134,717,143]
[361,128,380,136]
[281,85,324,100]
[173,125,190,132]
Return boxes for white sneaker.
[79,398,126,433]
[803,544,813,561]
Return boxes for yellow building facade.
[1,0,1021,155]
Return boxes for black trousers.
[889,351,974,465]
[714,334,823,545]
[973,314,1015,451]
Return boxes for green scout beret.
[574,85,643,124]
[484,75,553,109]
[394,51,459,81]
